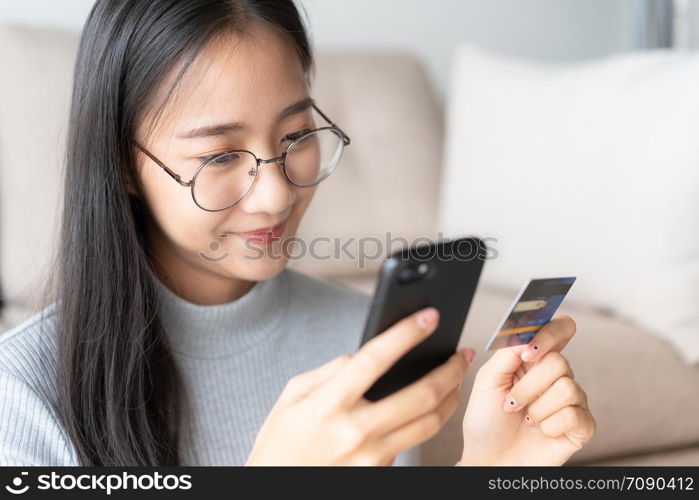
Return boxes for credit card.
[484,277,576,351]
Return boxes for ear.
[123,168,140,197]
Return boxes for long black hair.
[54,0,314,466]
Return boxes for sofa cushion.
[438,43,699,365]
[0,26,77,312]
[590,445,699,466]
[292,51,444,278]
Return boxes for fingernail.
[462,348,476,364]
[417,307,438,329]
[521,343,539,362]
[504,395,517,411]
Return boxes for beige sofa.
[0,25,697,466]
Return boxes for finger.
[520,315,577,363]
[472,343,528,392]
[354,348,474,435]
[525,376,588,425]
[314,307,440,407]
[380,386,461,458]
[277,354,351,406]
[513,363,527,385]
[504,351,572,412]
[538,405,597,449]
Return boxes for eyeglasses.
[131,101,350,212]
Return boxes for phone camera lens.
[398,268,413,282]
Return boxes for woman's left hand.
[458,315,596,466]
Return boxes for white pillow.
[438,43,699,365]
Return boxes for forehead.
[140,23,307,142]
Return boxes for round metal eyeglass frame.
[131,101,351,212]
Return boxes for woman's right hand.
[245,307,475,465]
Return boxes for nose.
[237,152,294,214]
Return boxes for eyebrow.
[176,97,314,140]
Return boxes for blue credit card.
[484,277,576,351]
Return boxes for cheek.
[139,165,220,252]
[287,185,316,228]
[293,184,317,211]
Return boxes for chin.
[226,252,290,282]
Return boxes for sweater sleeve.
[0,369,81,466]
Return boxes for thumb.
[455,347,477,389]
[473,345,528,393]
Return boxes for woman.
[0,0,595,466]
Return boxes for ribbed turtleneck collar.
[152,268,290,359]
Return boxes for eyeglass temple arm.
[312,102,351,146]
[133,142,194,187]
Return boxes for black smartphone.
[360,236,487,401]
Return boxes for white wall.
[301,0,645,103]
[0,0,94,29]
[0,0,646,101]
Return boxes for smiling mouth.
[234,219,287,236]
[229,219,288,244]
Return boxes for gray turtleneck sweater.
[0,268,420,466]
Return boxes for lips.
[231,219,287,243]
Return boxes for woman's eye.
[195,130,312,163]
[212,154,233,164]
[284,129,312,142]
[200,152,239,165]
